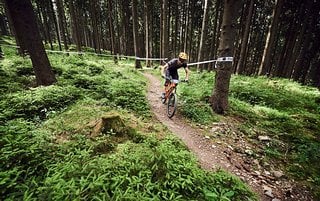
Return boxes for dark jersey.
[167,58,187,72]
[166,58,187,80]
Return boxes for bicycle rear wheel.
[167,93,177,118]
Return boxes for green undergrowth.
[0,43,257,200]
[179,72,220,124]
[1,115,256,200]
[179,71,320,198]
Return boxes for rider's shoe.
[161,93,167,104]
[161,93,165,99]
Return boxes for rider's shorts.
[166,70,179,80]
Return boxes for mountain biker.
[161,52,190,99]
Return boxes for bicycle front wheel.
[167,93,177,118]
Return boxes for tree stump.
[90,112,127,137]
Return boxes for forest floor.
[144,72,314,201]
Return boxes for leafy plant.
[0,85,82,122]
[179,72,219,124]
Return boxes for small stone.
[271,170,284,178]
[242,164,251,172]
[264,170,271,175]
[260,178,267,183]
[258,135,271,141]
[253,159,260,166]
[227,145,234,151]
[245,149,254,156]
[212,145,217,148]
[254,170,261,176]
[263,185,272,192]
[265,191,274,198]
[205,136,210,139]
[234,147,243,153]
[235,164,242,170]
[211,127,219,133]
[263,185,274,198]
[272,198,281,201]
[216,141,222,144]
[263,161,271,168]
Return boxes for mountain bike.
[161,76,187,118]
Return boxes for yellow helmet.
[178,52,188,60]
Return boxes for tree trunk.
[91,0,97,52]
[249,19,265,75]
[91,0,102,54]
[114,1,121,56]
[292,10,316,82]
[144,0,151,67]
[286,21,307,78]
[286,2,312,78]
[183,0,190,53]
[301,29,319,84]
[187,0,195,60]
[159,0,163,61]
[4,0,56,86]
[2,2,27,55]
[132,0,142,68]
[0,14,9,35]
[275,20,298,77]
[149,1,153,63]
[107,0,118,64]
[120,0,131,55]
[56,0,68,51]
[236,0,254,74]
[0,45,3,59]
[179,1,186,51]
[161,0,169,61]
[197,0,211,72]
[258,0,284,76]
[233,1,246,72]
[173,1,179,57]
[211,0,242,114]
[41,1,53,50]
[69,0,81,52]
[34,0,47,44]
[208,0,222,71]
[309,56,320,88]
[49,0,62,51]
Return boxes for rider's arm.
[161,63,168,77]
[185,67,190,81]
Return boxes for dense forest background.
[0,0,319,87]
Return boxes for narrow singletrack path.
[144,72,313,201]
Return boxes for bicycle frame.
[164,81,177,99]
[161,77,183,118]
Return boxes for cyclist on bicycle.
[161,52,190,99]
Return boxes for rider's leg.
[162,70,170,98]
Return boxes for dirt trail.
[144,72,313,201]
